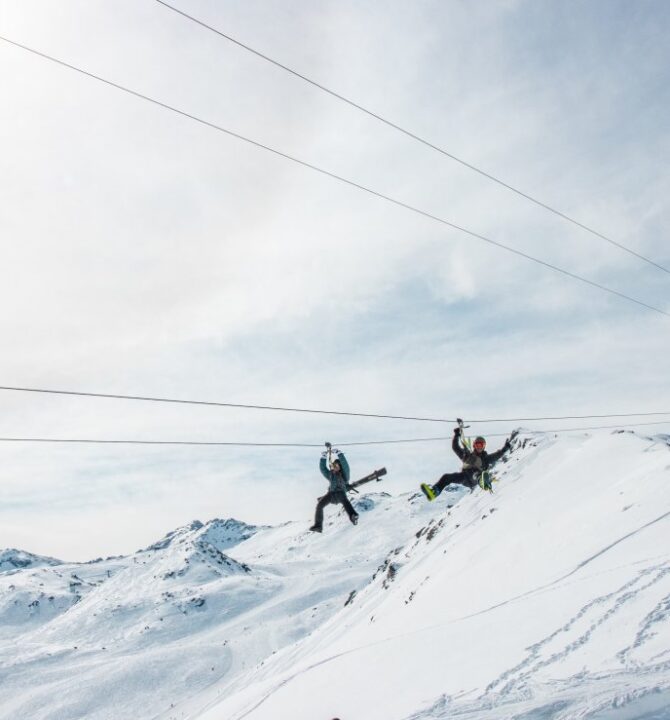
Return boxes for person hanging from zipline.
[421,422,512,500]
[310,443,359,533]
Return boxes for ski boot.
[420,483,438,501]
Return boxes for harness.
[458,431,494,492]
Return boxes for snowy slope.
[0,498,444,719]
[1,431,669,720]
[194,431,670,720]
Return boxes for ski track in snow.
[484,565,670,696]
[452,509,670,627]
[567,511,670,579]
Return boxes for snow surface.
[1,431,669,720]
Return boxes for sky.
[0,0,669,560]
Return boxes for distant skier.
[421,426,512,500]
[310,443,359,533]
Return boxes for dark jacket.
[451,434,507,477]
[319,453,351,493]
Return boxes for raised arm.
[451,429,467,461]
[319,455,330,480]
[487,438,512,464]
[336,452,350,483]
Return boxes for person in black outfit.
[310,446,359,533]
[421,427,512,500]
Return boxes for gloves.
[453,426,462,436]
[321,451,328,459]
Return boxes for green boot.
[420,483,437,501]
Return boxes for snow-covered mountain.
[0,549,62,574]
[1,431,669,720]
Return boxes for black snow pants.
[314,491,357,529]
[433,470,477,493]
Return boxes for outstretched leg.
[311,493,334,531]
[422,471,470,501]
[338,492,359,525]
[433,471,469,494]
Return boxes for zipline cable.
[1,384,670,425]
[0,437,322,447]
[0,382,668,424]
[342,420,670,443]
[155,0,670,276]
[0,420,666,448]
[1,35,668,318]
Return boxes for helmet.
[473,436,486,451]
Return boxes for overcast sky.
[1,0,669,560]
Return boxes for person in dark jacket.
[421,427,512,500]
[310,446,359,532]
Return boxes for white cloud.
[0,0,668,558]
